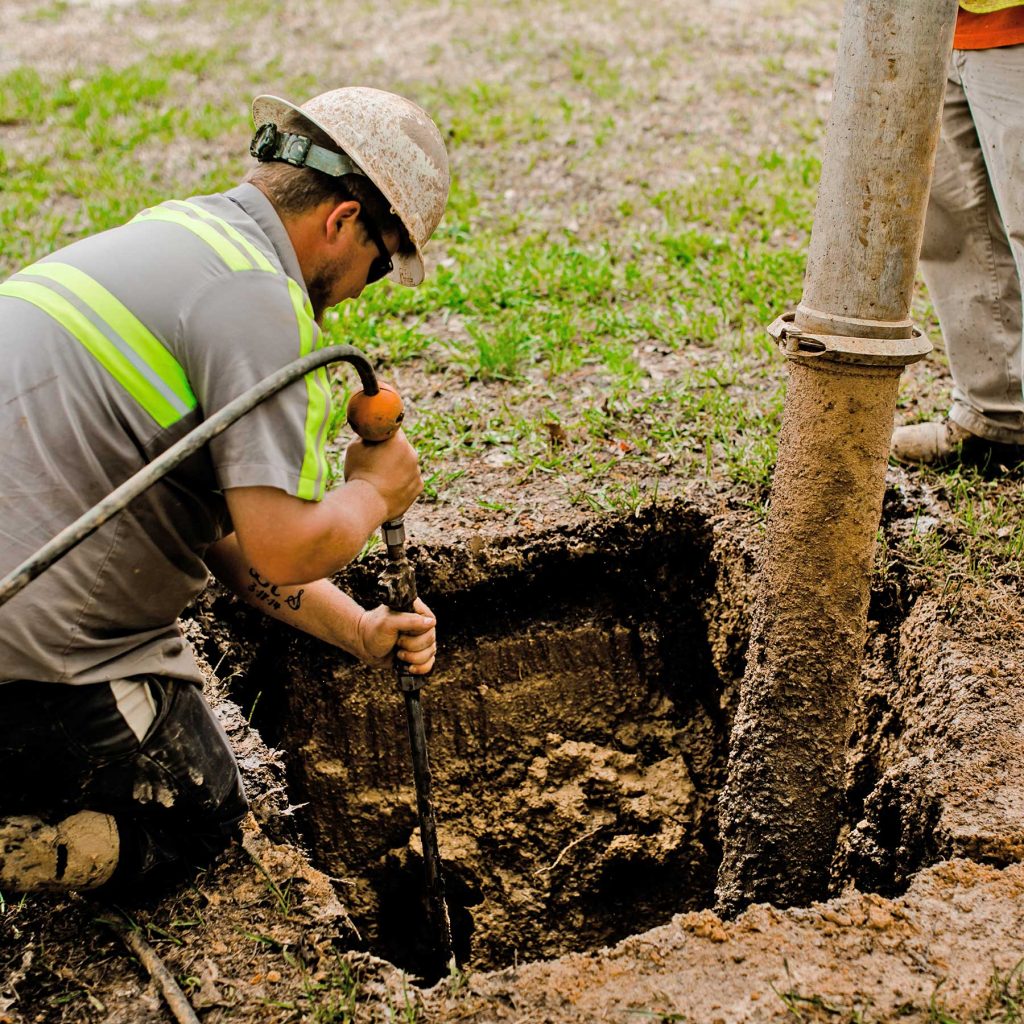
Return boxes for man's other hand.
[357,597,437,675]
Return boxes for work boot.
[890,420,973,465]
[891,419,1024,470]
[0,811,119,893]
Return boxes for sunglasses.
[361,218,393,285]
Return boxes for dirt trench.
[187,486,1024,989]
[4,493,1023,1022]
[194,502,752,978]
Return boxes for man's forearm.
[205,534,369,658]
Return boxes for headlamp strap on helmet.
[250,123,368,179]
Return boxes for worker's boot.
[890,419,973,465]
[892,419,1024,470]
[0,811,119,893]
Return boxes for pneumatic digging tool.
[346,383,457,972]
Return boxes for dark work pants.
[0,677,248,891]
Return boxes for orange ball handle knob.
[346,381,405,442]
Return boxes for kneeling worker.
[0,87,449,894]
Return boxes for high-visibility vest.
[0,198,331,500]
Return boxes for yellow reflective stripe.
[172,201,277,273]
[131,207,255,271]
[0,280,183,428]
[959,0,1023,12]
[127,200,331,498]
[287,278,331,501]
[22,262,196,413]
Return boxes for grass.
[283,957,424,1023]
[927,963,1024,1024]
[882,463,1024,616]
[316,139,816,509]
[13,43,1016,569]
[0,53,241,268]
[302,957,362,1023]
[1,36,817,516]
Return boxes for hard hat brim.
[391,250,425,287]
[251,94,427,288]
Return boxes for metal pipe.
[0,346,378,612]
[715,0,958,914]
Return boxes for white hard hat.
[252,87,450,287]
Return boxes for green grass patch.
[319,140,814,504]
[895,466,1024,597]
[0,52,244,271]
[15,36,1008,563]
[1,44,815,508]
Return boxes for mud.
[3,0,1023,1016]
[426,859,1024,1024]
[189,487,1024,988]
[3,493,1023,1021]
[842,591,1024,891]
[419,567,1024,1022]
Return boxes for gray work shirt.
[0,184,333,686]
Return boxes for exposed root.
[101,911,200,1024]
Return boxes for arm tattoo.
[246,567,303,613]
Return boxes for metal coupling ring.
[767,312,931,368]
[382,521,406,548]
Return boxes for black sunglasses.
[361,218,393,285]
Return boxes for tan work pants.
[920,43,1024,444]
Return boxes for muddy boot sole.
[0,811,119,893]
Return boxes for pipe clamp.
[768,313,931,368]
[382,520,406,548]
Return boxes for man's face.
[308,219,398,319]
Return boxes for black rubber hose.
[0,345,378,611]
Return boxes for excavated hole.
[197,507,923,981]
[204,511,737,980]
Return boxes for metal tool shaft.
[380,517,455,969]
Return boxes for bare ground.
[3,492,1023,1023]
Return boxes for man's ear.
[324,199,361,240]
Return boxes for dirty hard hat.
[251,87,450,287]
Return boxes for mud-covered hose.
[0,345,378,612]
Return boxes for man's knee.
[78,678,249,892]
[134,678,249,824]
[0,677,249,892]
[110,805,245,892]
